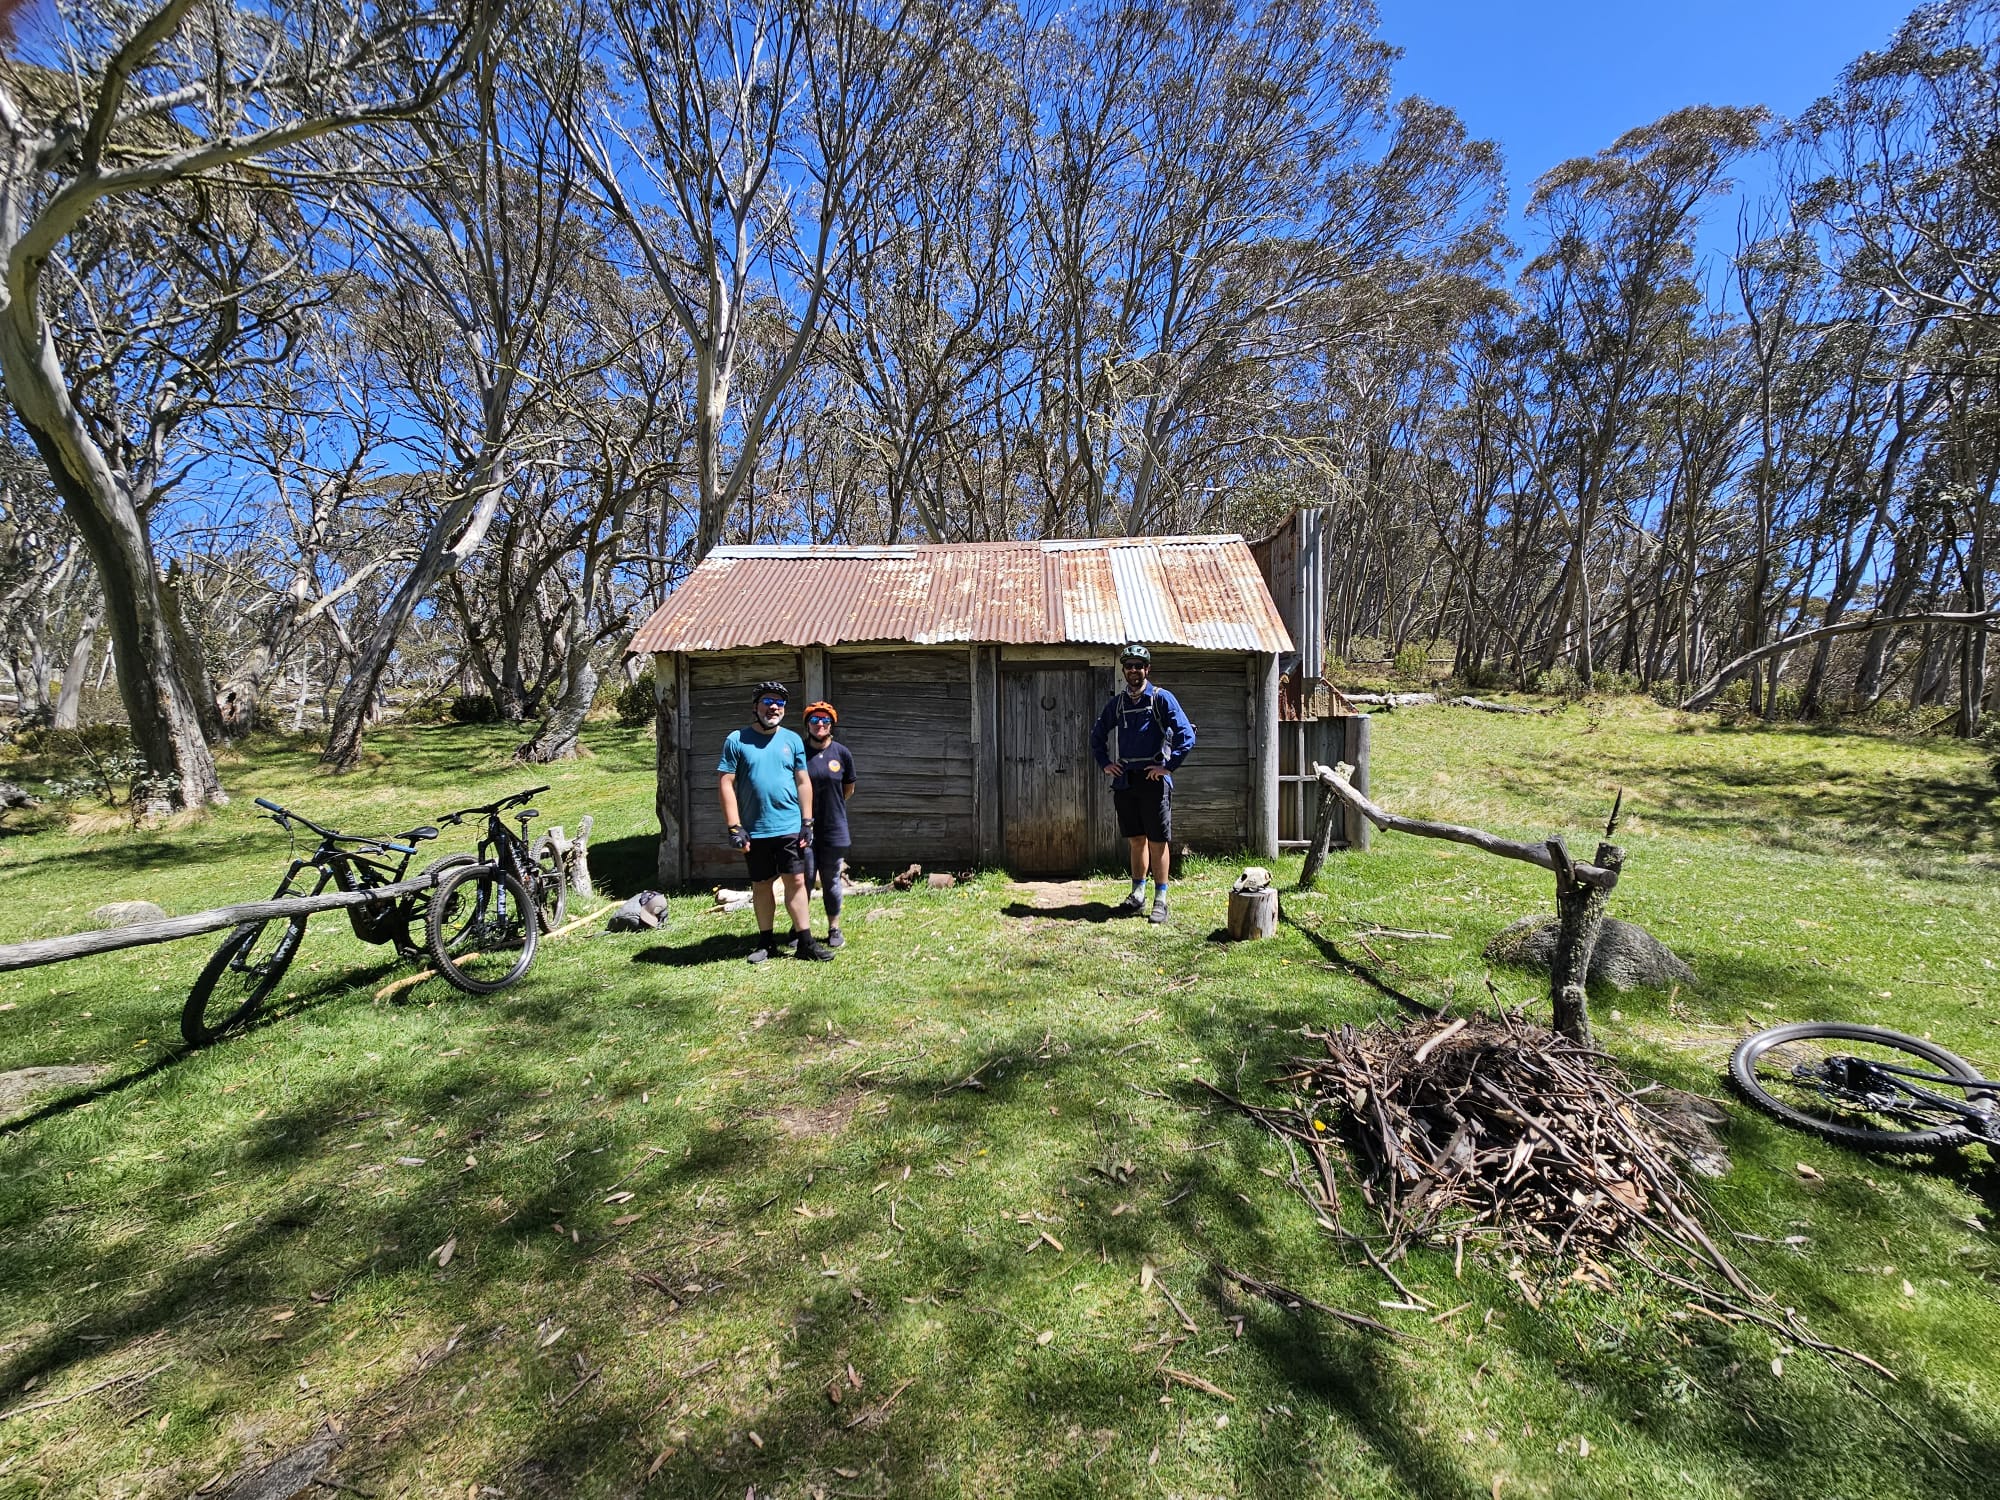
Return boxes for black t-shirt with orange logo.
[805,739,856,846]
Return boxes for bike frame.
[1823,1057,2000,1139]
[255,800,432,947]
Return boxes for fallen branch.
[0,1360,174,1422]
[1449,696,1549,716]
[1680,607,2000,710]
[1340,692,1438,708]
[1215,1266,1406,1338]
[1308,762,1617,890]
[0,874,454,974]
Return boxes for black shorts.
[1112,776,1172,842]
[744,835,807,880]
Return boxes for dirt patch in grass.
[1006,879,1101,907]
[0,1063,104,1116]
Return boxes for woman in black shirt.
[800,702,857,948]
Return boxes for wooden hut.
[629,535,1300,886]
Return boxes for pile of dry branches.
[1207,1012,1897,1382]
[1246,1013,1717,1262]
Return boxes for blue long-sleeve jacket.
[1090,684,1196,788]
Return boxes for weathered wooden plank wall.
[828,650,978,868]
[1145,648,1252,850]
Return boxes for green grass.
[1,703,1996,1498]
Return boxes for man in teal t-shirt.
[717,681,833,963]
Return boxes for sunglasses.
[805,714,833,725]
[757,696,787,708]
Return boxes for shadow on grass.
[586,831,657,899]
[999,900,1123,924]
[631,932,758,966]
[0,958,403,1135]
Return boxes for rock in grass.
[607,892,668,932]
[90,900,167,929]
[0,781,34,810]
[1484,914,1694,992]
[0,1064,105,1116]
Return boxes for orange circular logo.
[827,759,841,773]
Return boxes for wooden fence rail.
[0,874,452,975]
[1296,761,1625,1045]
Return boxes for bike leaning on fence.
[1731,1021,2000,1152]
[426,786,564,994]
[181,799,481,1046]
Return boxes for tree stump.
[1226,886,1278,940]
[1549,838,1623,1045]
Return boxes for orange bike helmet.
[803,701,837,725]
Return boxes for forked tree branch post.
[1305,762,1625,1044]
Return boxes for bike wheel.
[182,916,307,1046]
[425,863,538,995]
[528,834,568,933]
[401,853,480,959]
[1731,1021,1986,1151]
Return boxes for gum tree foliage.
[7,0,2000,775]
[0,0,490,809]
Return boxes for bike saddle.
[406,826,440,842]
[516,808,539,820]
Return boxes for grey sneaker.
[794,934,835,961]
[1148,897,1169,924]
[1113,892,1145,915]
[825,928,846,950]
[747,935,778,964]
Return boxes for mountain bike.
[181,798,477,1046]
[1731,1021,2000,1152]
[427,786,562,994]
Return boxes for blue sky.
[1377,0,1916,255]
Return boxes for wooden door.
[1001,667,1094,874]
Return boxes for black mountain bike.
[1731,1021,2000,1152]
[181,798,478,1046]
[427,786,563,994]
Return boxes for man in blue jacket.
[1090,644,1196,923]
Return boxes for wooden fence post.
[1296,780,1344,890]
[1548,838,1624,1046]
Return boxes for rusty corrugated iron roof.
[629,536,1294,655]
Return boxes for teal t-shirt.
[717,726,808,837]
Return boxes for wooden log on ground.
[1339,692,1438,708]
[1448,696,1549,716]
[1226,886,1279,940]
[1307,763,1618,890]
[0,872,450,975]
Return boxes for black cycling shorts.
[1113,776,1172,843]
[745,834,808,880]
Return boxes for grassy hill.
[1,703,1995,1498]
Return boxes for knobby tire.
[181,916,307,1046]
[425,863,538,995]
[1731,1021,1987,1151]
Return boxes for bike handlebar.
[436,785,550,824]
[254,797,420,858]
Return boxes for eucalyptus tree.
[551,0,975,560]
[1011,0,1501,539]
[0,0,491,810]
[321,17,601,769]
[1511,105,1767,690]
